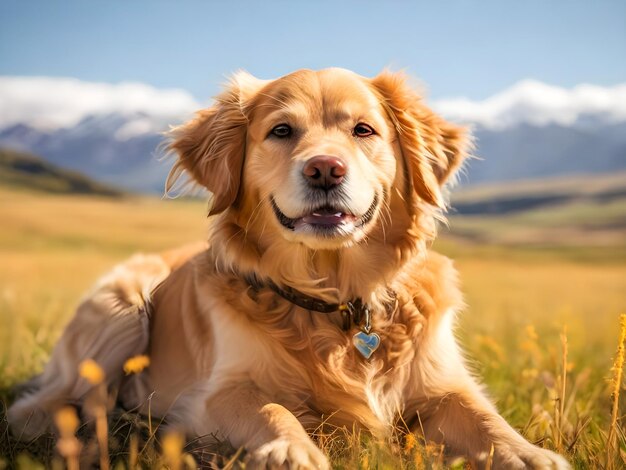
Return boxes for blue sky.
[1,0,625,101]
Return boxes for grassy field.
[0,185,625,469]
[446,170,626,264]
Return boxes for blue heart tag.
[352,331,381,359]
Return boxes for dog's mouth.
[270,194,379,235]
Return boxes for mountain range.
[0,76,624,193]
[0,113,168,192]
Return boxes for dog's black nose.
[303,155,346,190]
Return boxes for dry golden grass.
[607,314,626,469]
[0,187,624,468]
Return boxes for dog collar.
[247,276,395,359]
[266,279,349,314]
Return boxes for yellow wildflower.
[162,432,184,470]
[54,406,82,470]
[404,432,417,453]
[54,406,79,436]
[123,355,150,375]
[79,359,104,385]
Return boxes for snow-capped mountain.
[432,80,626,185]
[0,76,625,192]
[0,112,174,192]
[0,77,201,192]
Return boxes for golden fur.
[9,69,569,469]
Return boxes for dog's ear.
[167,71,265,215]
[371,71,470,208]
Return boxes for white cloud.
[1,76,625,135]
[0,76,203,131]
[113,116,165,141]
[433,79,626,129]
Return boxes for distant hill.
[445,172,626,252]
[0,115,167,193]
[0,147,123,196]
[451,171,626,215]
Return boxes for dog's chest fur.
[144,250,461,436]
[186,251,461,433]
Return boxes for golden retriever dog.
[9,68,570,469]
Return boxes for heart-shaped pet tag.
[352,331,381,359]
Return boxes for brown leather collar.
[265,279,347,313]
[247,275,395,331]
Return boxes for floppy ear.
[371,71,470,208]
[167,71,264,215]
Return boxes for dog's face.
[244,69,397,249]
[168,68,468,251]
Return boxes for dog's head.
[168,68,468,254]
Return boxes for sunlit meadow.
[0,186,624,469]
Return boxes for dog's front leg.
[400,308,571,469]
[408,381,570,469]
[202,384,329,470]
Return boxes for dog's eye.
[270,124,292,138]
[353,123,374,137]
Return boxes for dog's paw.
[491,444,571,470]
[245,437,330,470]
